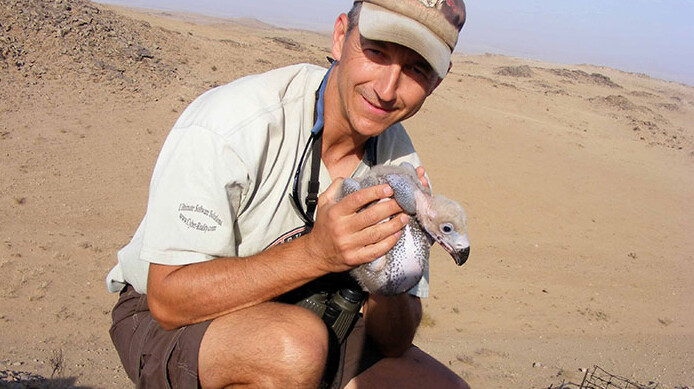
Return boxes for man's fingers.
[351,198,403,230]
[358,213,409,245]
[416,166,429,189]
[339,184,394,214]
[339,213,407,267]
[353,227,404,265]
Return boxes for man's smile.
[359,92,398,115]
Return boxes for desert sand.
[1,1,693,388]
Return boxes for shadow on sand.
[0,375,96,389]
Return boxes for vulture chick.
[341,162,470,296]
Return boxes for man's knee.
[271,305,330,373]
[200,303,329,388]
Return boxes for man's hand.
[305,179,409,274]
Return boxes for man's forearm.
[147,236,328,330]
[363,294,422,357]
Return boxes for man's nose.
[374,64,400,103]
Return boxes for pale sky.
[96,0,694,85]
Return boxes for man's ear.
[331,14,349,62]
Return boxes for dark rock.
[496,65,534,78]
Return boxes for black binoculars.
[296,287,365,344]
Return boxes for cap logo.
[419,0,444,6]
[416,0,466,31]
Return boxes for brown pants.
[110,285,383,389]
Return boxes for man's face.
[330,16,443,138]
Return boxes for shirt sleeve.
[140,124,250,266]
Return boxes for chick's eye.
[440,223,454,234]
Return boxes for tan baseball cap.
[356,0,466,78]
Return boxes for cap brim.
[359,2,451,78]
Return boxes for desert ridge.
[0,1,693,388]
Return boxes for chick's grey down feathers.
[340,163,469,296]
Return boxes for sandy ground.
[1,2,693,388]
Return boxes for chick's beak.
[451,233,470,266]
[452,246,470,266]
[438,232,470,266]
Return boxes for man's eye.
[407,64,432,81]
[364,48,383,57]
[363,48,388,64]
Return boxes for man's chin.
[349,112,400,136]
[352,121,392,138]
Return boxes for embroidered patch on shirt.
[266,226,310,250]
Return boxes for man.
[107,0,470,388]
